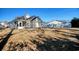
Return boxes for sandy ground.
[1,28,79,51]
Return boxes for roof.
[28,16,41,21]
[9,16,42,24]
[48,20,67,24]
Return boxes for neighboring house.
[9,15,42,29]
[0,23,3,29]
[47,20,71,28]
[0,21,9,28]
[0,22,9,28]
[64,23,71,28]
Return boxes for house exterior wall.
[10,16,42,29]
[32,18,42,28]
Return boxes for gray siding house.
[9,15,42,29]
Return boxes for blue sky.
[0,8,79,22]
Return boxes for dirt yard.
[0,28,79,51]
[0,28,11,42]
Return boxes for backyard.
[0,28,79,51]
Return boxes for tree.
[71,17,79,28]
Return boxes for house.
[0,21,9,29]
[63,22,71,28]
[0,22,9,28]
[9,15,42,29]
[47,20,71,28]
[0,23,3,29]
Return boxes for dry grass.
[1,28,79,51]
[0,28,11,42]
